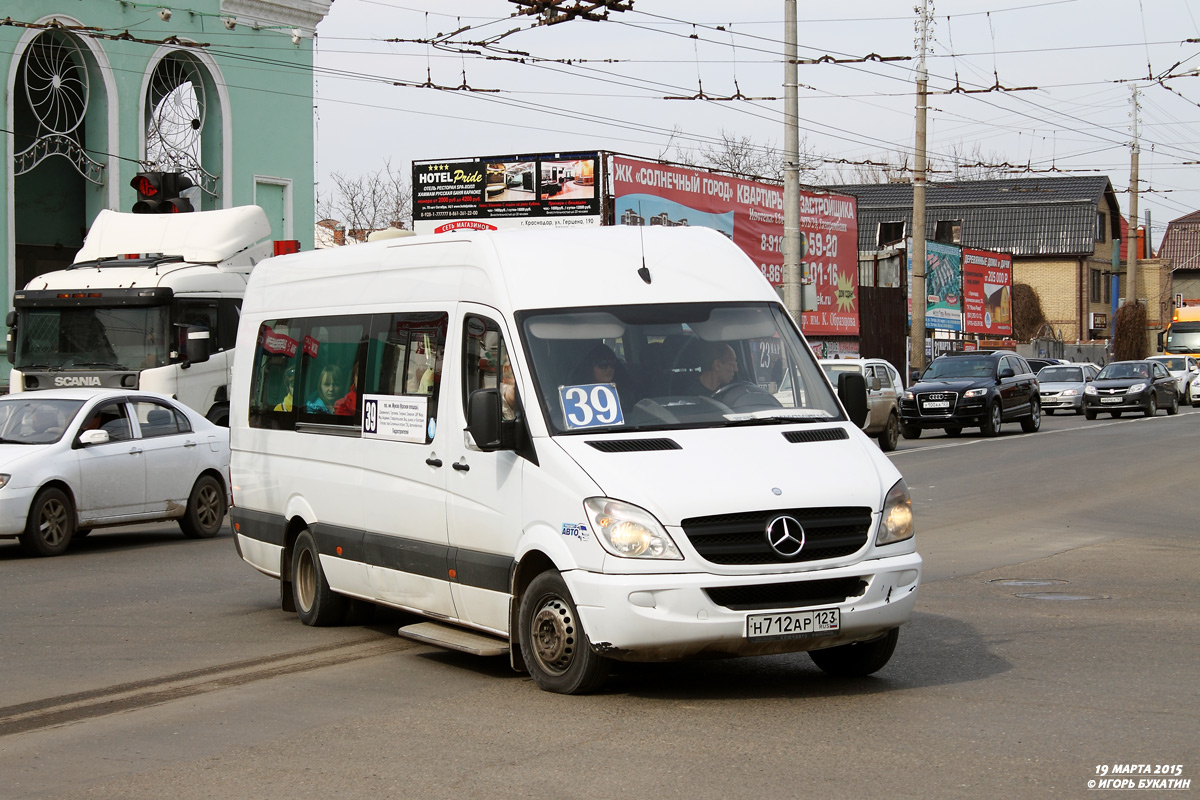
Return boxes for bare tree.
[316,159,412,244]
[936,141,1014,181]
[821,150,910,185]
[660,126,821,184]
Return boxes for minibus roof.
[243,226,779,314]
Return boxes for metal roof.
[1159,211,1200,272]
[823,176,1121,257]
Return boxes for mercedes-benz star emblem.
[765,515,805,559]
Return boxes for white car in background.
[1146,355,1200,407]
[1037,363,1100,414]
[818,358,904,451]
[0,389,230,557]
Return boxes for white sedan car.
[0,389,230,557]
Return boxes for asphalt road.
[1,409,1197,799]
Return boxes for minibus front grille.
[704,576,869,611]
[586,438,681,452]
[782,428,849,444]
[681,507,872,565]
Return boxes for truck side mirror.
[185,325,211,365]
[466,388,502,451]
[837,372,869,429]
[5,310,15,365]
[1156,331,1164,352]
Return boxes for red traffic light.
[130,171,194,213]
[131,175,160,197]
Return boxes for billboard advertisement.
[908,239,963,332]
[611,156,858,337]
[412,153,601,234]
[962,248,1012,336]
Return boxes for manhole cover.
[987,579,1068,587]
[1014,592,1098,601]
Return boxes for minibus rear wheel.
[292,529,347,626]
[519,571,608,694]
[808,627,899,677]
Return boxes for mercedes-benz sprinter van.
[229,226,920,693]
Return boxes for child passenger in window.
[305,364,344,413]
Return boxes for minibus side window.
[296,316,369,426]
[364,312,447,444]
[248,319,302,430]
[462,316,516,419]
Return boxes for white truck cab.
[7,206,277,424]
[229,226,921,693]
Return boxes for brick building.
[1158,211,1200,307]
[827,177,1166,344]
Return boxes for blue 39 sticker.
[558,383,624,429]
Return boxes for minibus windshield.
[518,302,844,435]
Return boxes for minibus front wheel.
[518,571,609,694]
[292,529,347,626]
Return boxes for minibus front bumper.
[564,550,922,662]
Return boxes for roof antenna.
[636,202,651,284]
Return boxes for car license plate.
[923,401,949,408]
[746,608,840,641]
[1101,397,1121,404]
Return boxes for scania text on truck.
[6,206,293,424]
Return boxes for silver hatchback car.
[1037,363,1100,415]
[818,358,904,451]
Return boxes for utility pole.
[783,0,802,325]
[1125,84,1140,307]
[909,0,931,375]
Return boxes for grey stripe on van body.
[231,508,513,593]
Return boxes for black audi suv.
[899,350,1041,438]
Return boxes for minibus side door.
[445,307,524,634]
[359,310,458,620]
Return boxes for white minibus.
[229,226,921,694]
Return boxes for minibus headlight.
[0,474,8,489]
[877,479,914,546]
[584,498,682,560]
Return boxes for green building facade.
[2,0,330,316]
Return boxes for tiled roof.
[822,176,1121,257]
[1159,210,1200,272]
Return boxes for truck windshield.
[518,302,843,434]
[14,306,171,371]
[1165,322,1200,354]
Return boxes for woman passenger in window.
[305,364,344,413]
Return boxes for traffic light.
[130,171,195,213]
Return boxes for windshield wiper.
[71,361,126,369]
[722,411,835,426]
[0,436,30,445]
[17,364,61,371]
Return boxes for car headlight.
[904,391,915,400]
[963,388,987,398]
[877,478,914,546]
[1084,385,1097,395]
[0,474,8,489]
[1062,388,1078,396]
[1128,383,1146,393]
[584,498,682,560]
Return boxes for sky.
[311,0,1200,247]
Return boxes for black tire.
[809,627,900,677]
[1166,391,1179,416]
[19,487,75,557]
[1020,396,1041,433]
[877,413,900,452]
[518,571,608,694]
[981,401,1002,437]
[900,421,921,440]
[179,474,226,539]
[292,529,347,626]
[343,597,377,625]
[1084,408,1097,420]
[206,403,230,428]
[1144,395,1157,418]
[944,426,962,437]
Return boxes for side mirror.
[78,429,110,446]
[837,372,869,429]
[5,310,16,365]
[466,388,502,451]
[1156,332,1164,352]
[998,367,1015,379]
[185,325,211,365]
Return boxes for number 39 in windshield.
[559,383,624,430]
